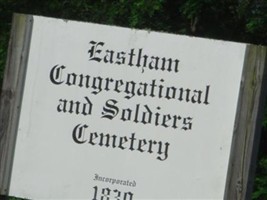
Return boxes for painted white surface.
[9,16,246,199]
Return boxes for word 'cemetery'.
[72,124,170,161]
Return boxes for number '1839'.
[92,186,134,200]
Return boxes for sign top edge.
[14,13,256,47]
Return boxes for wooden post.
[0,14,33,195]
[224,45,267,200]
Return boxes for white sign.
[7,16,247,199]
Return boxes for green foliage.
[0,31,9,85]
[252,156,267,199]
[0,195,27,200]
[178,0,267,43]
[1,0,267,43]
[264,106,267,129]
[243,1,267,43]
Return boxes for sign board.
[0,14,266,200]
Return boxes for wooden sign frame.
[0,14,266,200]
[224,45,267,199]
[0,14,33,197]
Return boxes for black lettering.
[50,65,65,85]
[103,50,114,63]
[88,41,104,62]
[182,117,193,131]
[72,124,88,144]
[101,99,119,120]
